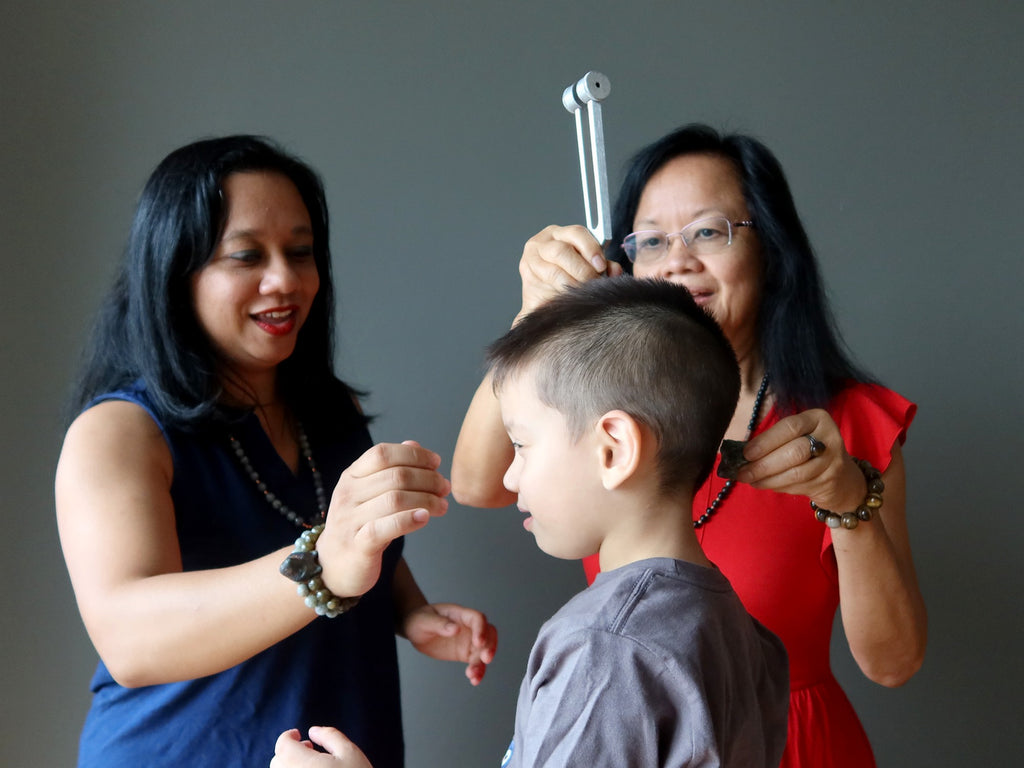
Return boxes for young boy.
[272,277,788,768]
[489,276,788,767]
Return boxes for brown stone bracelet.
[810,458,885,530]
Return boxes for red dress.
[583,382,916,768]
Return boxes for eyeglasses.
[621,216,754,264]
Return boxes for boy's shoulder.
[535,557,769,662]
[513,558,789,768]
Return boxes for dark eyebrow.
[221,225,314,242]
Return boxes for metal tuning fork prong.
[562,71,612,245]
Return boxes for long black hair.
[68,135,365,432]
[605,124,873,414]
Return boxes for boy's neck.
[595,490,712,573]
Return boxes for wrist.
[822,456,872,511]
[279,525,360,618]
[810,458,885,531]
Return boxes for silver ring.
[806,434,826,458]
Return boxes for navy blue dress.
[76,382,405,767]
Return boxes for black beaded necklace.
[693,373,769,529]
[229,422,327,530]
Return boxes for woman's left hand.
[738,407,927,687]
[737,408,866,512]
[402,603,498,686]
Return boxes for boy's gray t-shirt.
[502,557,789,768]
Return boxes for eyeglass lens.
[623,217,733,262]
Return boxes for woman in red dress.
[451,124,926,767]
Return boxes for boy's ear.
[594,410,644,490]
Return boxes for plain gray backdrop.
[2,1,1022,766]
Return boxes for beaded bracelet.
[279,524,360,618]
[810,458,885,530]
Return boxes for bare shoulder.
[56,399,184,594]
[56,400,173,506]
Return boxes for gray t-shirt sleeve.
[508,626,699,768]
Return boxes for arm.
[56,403,449,687]
[450,371,516,507]
[739,411,927,686]
[451,225,619,507]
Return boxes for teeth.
[261,311,292,319]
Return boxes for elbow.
[857,629,928,688]
[107,665,152,690]
[451,479,490,508]
[864,653,924,688]
[451,483,503,509]
[450,470,512,509]
[87,621,168,688]
[100,649,163,689]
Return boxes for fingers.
[465,623,498,685]
[354,507,433,549]
[319,442,449,596]
[434,603,499,682]
[329,442,451,522]
[271,729,316,768]
[308,727,373,766]
[744,410,829,461]
[466,660,487,686]
[520,225,609,313]
[737,409,858,503]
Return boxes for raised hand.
[518,225,622,318]
[317,441,450,598]
[738,409,866,512]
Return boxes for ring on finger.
[805,434,826,459]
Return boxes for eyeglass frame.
[620,216,755,264]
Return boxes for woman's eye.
[639,235,665,250]
[693,228,720,240]
[289,245,315,260]
[228,249,261,263]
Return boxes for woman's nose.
[260,253,300,293]
[660,236,701,275]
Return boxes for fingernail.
[591,255,607,272]
[413,508,429,522]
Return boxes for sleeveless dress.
[583,382,915,768]
[76,382,406,768]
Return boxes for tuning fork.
[562,71,612,245]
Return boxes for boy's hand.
[271,727,372,768]
[402,603,498,685]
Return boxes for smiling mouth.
[255,308,295,320]
[252,308,298,335]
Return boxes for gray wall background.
[2,1,1021,766]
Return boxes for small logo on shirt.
[500,738,514,767]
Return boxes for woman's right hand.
[271,727,373,768]
[316,441,450,598]
[517,225,622,319]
